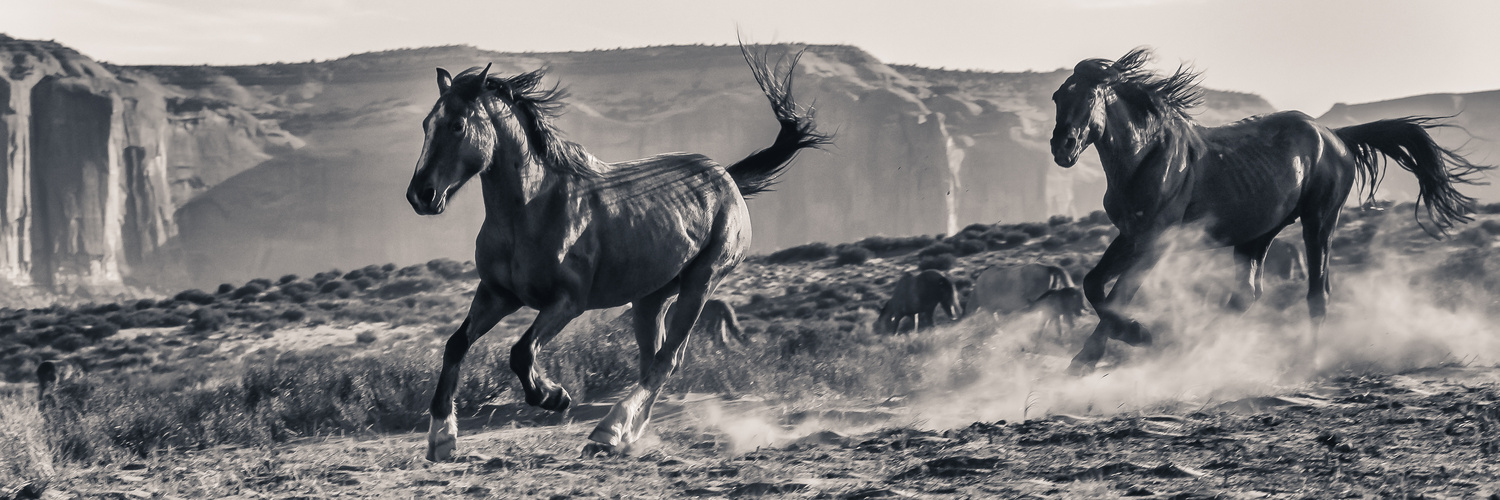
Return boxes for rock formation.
[0,37,1287,290]
[0,36,295,295]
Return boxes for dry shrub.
[834,245,874,266]
[0,396,54,488]
[765,243,833,264]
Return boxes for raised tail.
[1334,116,1492,236]
[726,44,832,198]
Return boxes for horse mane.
[1079,47,1205,121]
[452,66,602,178]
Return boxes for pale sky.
[3,0,1497,115]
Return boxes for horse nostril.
[421,188,438,204]
[1063,137,1078,150]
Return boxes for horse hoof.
[427,439,456,462]
[581,442,622,459]
[1115,321,1153,347]
[1065,361,1096,377]
[526,386,574,412]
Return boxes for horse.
[1263,239,1306,282]
[878,270,963,333]
[967,263,1076,317]
[665,298,748,351]
[406,46,828,460]
[36,359,76,409]
[1030,286,1090,338]
[1049,48,1490,374]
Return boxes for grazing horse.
[665,299,748,351]
[878,270,963,333]
[407,46,827,460]
[968,263,1076,316]
[1050,48,1490,374]
[1029,287,1090,338]
[1263,239,1306,282]
[36,359,75,409]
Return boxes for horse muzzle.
[1051,130,1084,167]
[408,185,449,215]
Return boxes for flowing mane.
[1075,47,1204,121]
[452,66,603,178]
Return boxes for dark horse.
[878,270,963,334]
[408,47,827,460]
[1051,48,1489,374]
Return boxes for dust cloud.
[910,225,1499,429]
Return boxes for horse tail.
[1334,116,1492,236]
[726,44,832,198]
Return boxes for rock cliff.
[0,35,295,294]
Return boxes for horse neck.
[1095,100,1199,189]
[476,119,570,228]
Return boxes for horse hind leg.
[1227,232,1280,312]
[1301,209,1339,374]
[428,285,522,461]
[588,251,726,456]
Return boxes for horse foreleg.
[509,299,584,412]
[428,285,521,461]
[1070,234,1156,374]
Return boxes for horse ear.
[436,68,452,95]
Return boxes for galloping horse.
[1050,48,1490,374]
[407,46,828,459]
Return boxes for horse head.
[1049,58,1115,168]
[408,63,503,215]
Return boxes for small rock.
[890,456,1004,480]
[704,466,740,478]
[728,482,809,497]
[840,487,913,499]
[1124,486,1156,496]
[120,463,147,471]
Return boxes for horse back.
[1189,111,1329,242]
[972,264,1058,313]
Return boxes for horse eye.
[449,121,463,133]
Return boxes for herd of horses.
[29,44,1489,462]
[397,43,1489,459]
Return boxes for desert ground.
[5,204,1500,499]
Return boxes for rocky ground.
[13,364,1500,499]
[6,206,1500,499]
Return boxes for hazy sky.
[4,0,1497,115]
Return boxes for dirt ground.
[17,362,1500,500]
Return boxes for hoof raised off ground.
[527,386,573,412]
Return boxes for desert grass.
[0,394,55,488]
